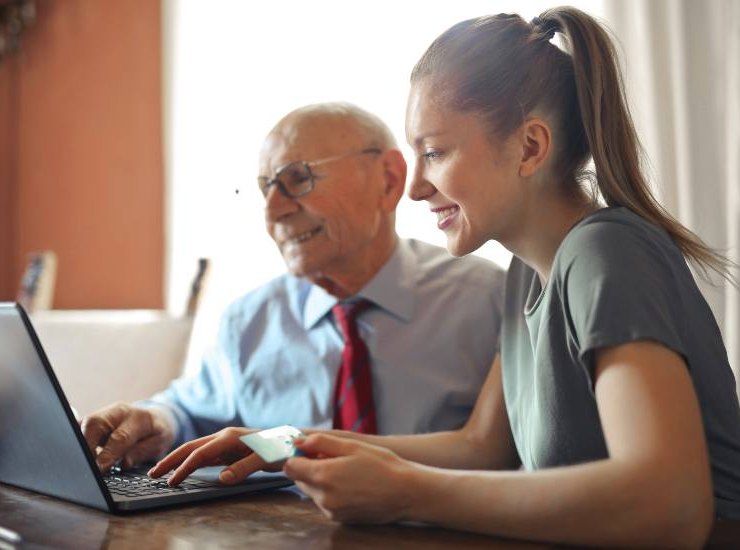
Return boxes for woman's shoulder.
[570,206,668,244]
[557,207,682,271]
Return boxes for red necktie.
[332,299,377,434]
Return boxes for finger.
[283,455,327,484]
[292,433,361,458]
[80,416,111,453]
[148,434,216,477]
[96,413,153,472]
[294,480,321,501]
[121,434,168,469]
[167,436,249,486]
[292,480,334,519]
[80,405,128,453]
[217,453,266,485]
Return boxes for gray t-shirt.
[501,207,740,519]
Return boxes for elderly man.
[82,102,506,473]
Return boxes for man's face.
[260,116,388,281]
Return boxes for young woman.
[151,7,740,546]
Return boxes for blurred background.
[0,0,737,410]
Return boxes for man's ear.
[519,117,552,177]
[379,149,407,212]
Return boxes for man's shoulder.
[223,273,309,318]
[403,238,506,288]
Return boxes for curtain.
[603,0,740,392]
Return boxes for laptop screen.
[0,303,111,510]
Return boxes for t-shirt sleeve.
[557,219,687,376]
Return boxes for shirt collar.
[302,239,416,330]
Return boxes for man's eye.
[257,178,271,194]
[284,173,311,187]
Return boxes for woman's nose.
[407,163,436,202]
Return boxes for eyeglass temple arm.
[306,148,382,169]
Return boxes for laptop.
[0,303,293,512]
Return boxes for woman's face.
[405,80,525,256]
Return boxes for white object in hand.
[240,425,304,464]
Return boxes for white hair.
[279,102,398,150]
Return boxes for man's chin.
[285,266,340,295]
[284,258,320,280]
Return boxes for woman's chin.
[445,240,473,257]
[445,234,483,257]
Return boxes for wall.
[0,0,163,309]
[0,57,15,300]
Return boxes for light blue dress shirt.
[146,239,506,446]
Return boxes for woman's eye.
[422,150,442,162]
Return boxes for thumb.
[292,433,361,458]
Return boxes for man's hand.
[148,427,274,486]
[80,402,176,473]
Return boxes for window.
[164,0,604,323]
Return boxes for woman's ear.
[380,149,407,212]
[519,117,552,177]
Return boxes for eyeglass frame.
[257,147,383,199]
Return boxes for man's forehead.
[259,114,363,171]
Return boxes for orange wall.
[0,0,163,309]
[0,57,15,300]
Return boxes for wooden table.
[1,483,738,549]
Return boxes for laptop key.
[104,468,231,499]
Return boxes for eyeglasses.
[257,148,382,199]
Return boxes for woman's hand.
[284,433,419,524]
[148,427,274,486]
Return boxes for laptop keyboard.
[104,469,215,498]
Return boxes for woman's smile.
[431,205,460,230]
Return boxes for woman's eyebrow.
[411,131,445,148]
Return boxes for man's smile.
[283,225,324,245]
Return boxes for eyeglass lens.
[259,162,313,198]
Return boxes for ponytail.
[540,7,733,283]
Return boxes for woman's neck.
[505,192,598,285]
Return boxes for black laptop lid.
[0,303,110,510]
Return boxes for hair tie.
[530,16,557,40]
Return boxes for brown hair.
[411,6,733,283]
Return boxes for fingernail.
[219,470,235,483]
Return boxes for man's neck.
[309,235,399,299]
